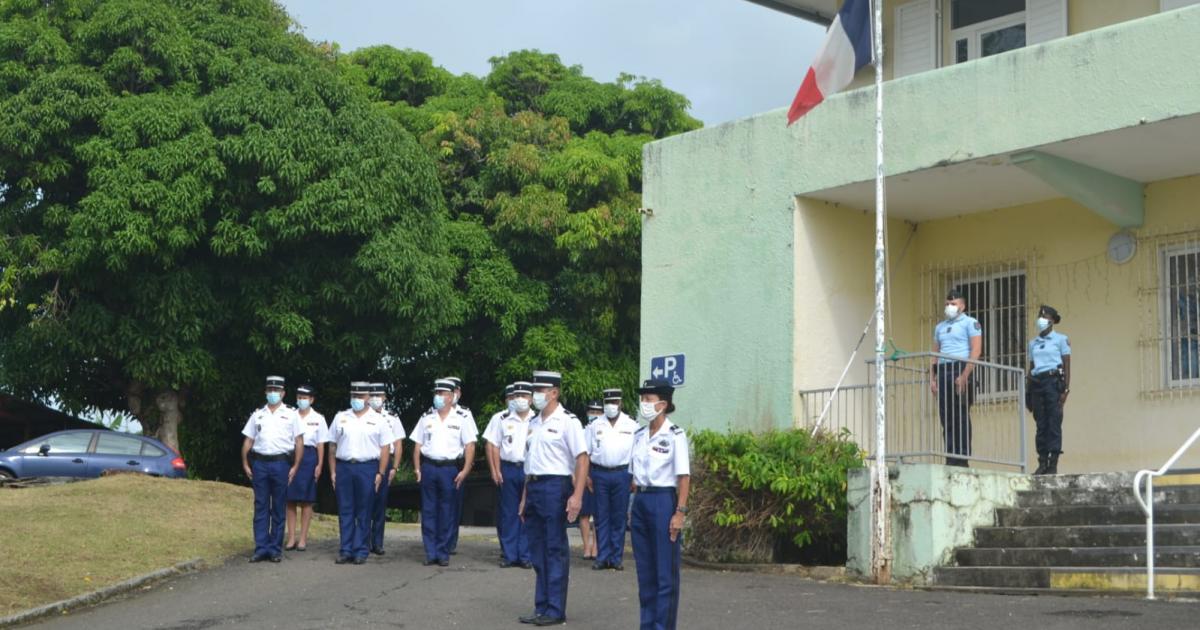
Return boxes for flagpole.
[870,0,892,586]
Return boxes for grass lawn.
[0,474,337,615]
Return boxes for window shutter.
[894,0,937,78]
[1026,0,1068,46]
[1162,0,1200,12]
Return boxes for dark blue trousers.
[251,458,290,558]
[593,468,633,567]
[335,460,376,560]
[369,454,395,551]
[497,461,530,564]
[1030,373,1065,454]
[420,461,456,563]
[447,479,465,552]
[526,475,572,619]
[631,490,681,630]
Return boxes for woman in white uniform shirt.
[629,379,689,630]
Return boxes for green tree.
[0,0,459,473]
[343,48,701,421]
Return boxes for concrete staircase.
[932,472,1200,597]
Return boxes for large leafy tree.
[342,48,701,420]
[0,0,460,473]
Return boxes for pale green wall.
[640,7,1200,433]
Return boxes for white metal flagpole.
[870,0,892,585]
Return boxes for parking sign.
[650,354,686,387]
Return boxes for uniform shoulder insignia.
[635,426,648,434]
[455,408,467,417]
[461,405,471,411]
[670,425,684,434]
[974,321,981,330]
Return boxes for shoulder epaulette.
[670,425,684,434]
[635,426,648,434]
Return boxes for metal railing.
[1132,427,1200,600]
[798,352,1027,471]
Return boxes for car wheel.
[0,470,14,481]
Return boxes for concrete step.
[1030,472,1200,491]
[974,524,1200,548]
[933,566,1200,592]
[1015,485,1200,507]
[995,504,1200,527]
[954,545,1200,568]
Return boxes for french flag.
[786,0,874,125]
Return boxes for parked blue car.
[0,430,186,480]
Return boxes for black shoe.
[370,547,385,556]
[248,554,267,563]
[422,558,438,566]
[518,561,533,569]
[610,563,623,571]
[499,560,515,568]
[335,556,351,564]
[269,555,282,563]
[449,550,457,555]
[519,613,542,624]
[533,616,566,626]
[592,561,607,570]
[437,559,449,567]
[353,557,367,565]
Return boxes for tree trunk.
[155,388,185,454]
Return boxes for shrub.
[686,428,863,563]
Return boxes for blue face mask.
[297,399,311,411]
[350,398,366,412]
[433,394,447,410]
[266,391,282,406]
[507,399,519,413]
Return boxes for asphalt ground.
[24,526,1199,630]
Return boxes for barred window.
[1162,244,1200,388]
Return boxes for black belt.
[527,474,570,482]
[336,457,378,464]
[251,451,293,462]
[423,458,463,468]
[501,459,524,466]
[635,486,675,494]
[591,464,628,472]
[1031,370,1063,379]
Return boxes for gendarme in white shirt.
[242,405,303,455]
[411,406,477,461]
[524,404,586,476]
[378,409,407,453]
[629,418,690,488]
[297,410,331,448]
[329,408,394,461]
[586,412,638,468]
[483,409,533,463]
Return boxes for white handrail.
[1132,426,1200,600]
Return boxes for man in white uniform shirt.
[484,382,533,568]
[241,375,304,563]
[411,378,477,567]
[586,387,638,571]
[368,382,406,556]
[328,381,393,565]
[518,370,588,627]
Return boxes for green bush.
[686,428,863,563]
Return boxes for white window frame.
[943,268,1028,401]
[950,9,1027,64]
[1159,243,1200,389]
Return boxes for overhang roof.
[744,0,836,25]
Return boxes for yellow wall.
[847,0,1163,87]
[795,174,1200,473]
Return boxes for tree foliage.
[342,48,701,422]
[0,0,458,475]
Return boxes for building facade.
[641,0,1200,472]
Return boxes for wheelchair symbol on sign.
[650,354,685,388]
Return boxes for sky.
[277,0,826,127]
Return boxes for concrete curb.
[681,556,846,581]
[0,558,205,628]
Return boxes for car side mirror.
[38,443,51,456]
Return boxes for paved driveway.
[26,526,1198,629]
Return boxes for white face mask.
[531,392,548,410]
[368,396,384,411]
[944,304,961,320]
[1036,317,1051,331]
[603,404,619,419]
[514,397,531,413]
[638,401,663,421]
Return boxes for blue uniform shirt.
[1028,330,1071,374]
[934,314,982,362]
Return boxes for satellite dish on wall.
[1107,230,1137,265]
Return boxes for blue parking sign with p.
[650,354,685,387]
